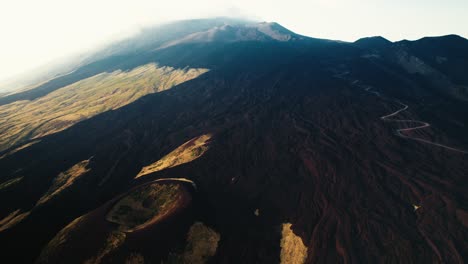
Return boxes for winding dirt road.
[364,85,468,154]
[336,72,467,154]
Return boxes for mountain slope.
[0,64,207,152]
[0,19,467,264]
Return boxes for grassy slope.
[36,159,92,205]
[280,223,308,264]
[0,63,208,152]
[136,134,211,178]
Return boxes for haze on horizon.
[0,0,467,85]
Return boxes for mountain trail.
[335,71,468,154]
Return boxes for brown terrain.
[0,19,467,263]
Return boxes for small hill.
[354,36,392,50]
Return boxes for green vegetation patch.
[183,222,220,264]
[0,176,23,190]
[165,222,220,264]
[106,183,183,231]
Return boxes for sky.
[0,0,467,83]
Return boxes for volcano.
[0,18,467,264]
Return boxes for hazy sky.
[0,0,467,82]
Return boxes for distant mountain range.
[0,18,467,264]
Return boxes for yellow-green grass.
[165,222,220,264]
[0,176,23,190]
[0,209,31,232]
[39,214,127,264]
[280,223,308,264]
[37,215,86,263]
[38,212,127,263]
[106,183,183,232]
[0,140,40,159]
[136,134,211,178]
[36,159,91,205]
[183,222,220,264]
[84,231,127,264]
[0,159,91,233]
[0,64,208,152]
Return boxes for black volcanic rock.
[0,18,467,264]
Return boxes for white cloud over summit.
[0,0,466,83]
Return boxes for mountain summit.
[159,22,303,48]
